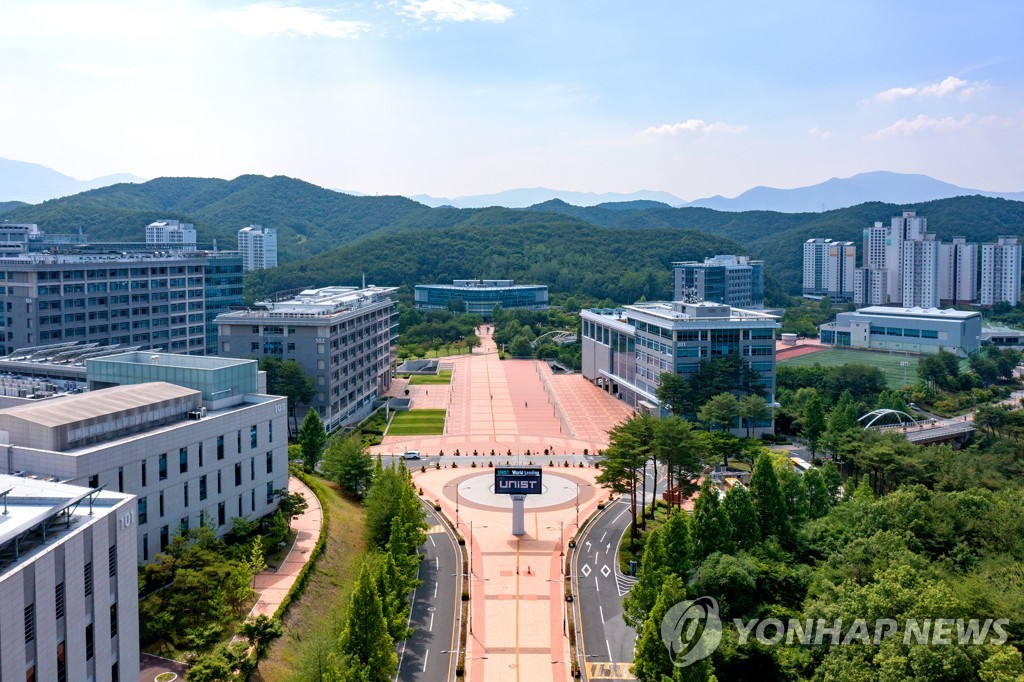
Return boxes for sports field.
[388,409,446,435]
[779,348,919,388]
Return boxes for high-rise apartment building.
[885,211,929,304]
[939,237,978,305]
[901,233,941,308]
[237,225,277,272]
[980,236,1022,306]
[215,286,398,432]
[853,267,888,307]
[802,239,855,300]
[862,221,889,270]
[673,255,765,308]
[145,220,197,250]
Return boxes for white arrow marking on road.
[605,543,611,554]
[601,564,611,578]
[585,541,592,552]
[580,564,592,578]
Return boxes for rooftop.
[89,351,252,371]
[0,382,198,428]
[856,306,981,320]
[217,285,397,319]
[417,279,545,290]
[625,300,778,323]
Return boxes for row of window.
[139,452,275,523]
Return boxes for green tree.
[321,434,374,497]
[698,392,739,433]
[662,509,695,580]
[803,467,831,519]
[597,415,650,546]
[187,647,234,682]
[654,417,706,511]
[802,394,827,455]
[298,408,328,473]
[749,454,790,543]
[374,552,414,642]
[692,478,732,561]
[632,574,687,682]
[260,357,315,435]
[363,461,406,549]
[738,393,771,438]
[274,488,309,528]
[248,535,267,588]
[623,526,668,630]
[338,565,397,680]
[239,614,284,672]
[722,485,760,551]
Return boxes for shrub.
[471,461,477,468]
[490,449,496,456]
[488,461,493,468]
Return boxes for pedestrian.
[426,389,429,396]
[525,401,528,407]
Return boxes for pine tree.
[375,552,413,641]
[623,526,668,630]
[749,454,790,543]
[722,485,760,551]
[802,395,827,455]
[692,478,732,561]
[804,467,831,518]
[298,408,328,473]
[339,565,397,680]
[777,463,808,526]
[632,574,686,682]
[321,434,374,497]
[662,511,695,580]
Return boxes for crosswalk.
[587,661,636,680]
[615,573,638,596]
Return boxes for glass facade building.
[414,280,548,318]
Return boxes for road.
[572,463,663,681]
[396,504,462,682]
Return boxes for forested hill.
[244,220,745,304]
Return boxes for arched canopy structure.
[858,408,919,430]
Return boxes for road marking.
[429,534,436,547]
[599,604,605,623]
[600,531,607,544]
[600,564,611,578]
[435,557,439,570]
[429,612,434,632]
[595,576,600,592]
[580,564,591,578]
[587,662,636,680]
[605,542,611,554]
[611,505,629,524]
[433,581,437,599]
[585,540,592,552]
[606,638,613,662]
[422,648,429,672]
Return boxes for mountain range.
[0,158,144,204]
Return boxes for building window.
[55,582,65,620]
[199,475,208,501]
[266,451,273,474]
[180,517,189,534]
[235,463,242,486]
[250,425,257,449]
[266,481,274,504]
[160,525,169,550]
[138,497,148,524]
[198,442,204,467]
[237,430,242,453]
[24,603,35,643]
[251,488,256,511]
[269,421,273,443]
[159,490,165,517]
[184,481,189,508]
[110,603,118,637]
[179,447,188,474]
[250,457,255,480]
[217,435,224,460]
[108,545,117,577]
[57,641,67,682]
[88,474,99,488]
[159,452,168,480]
[118,466,124,492]
[217,470,222,494]
[84,561,93,596]
[218,501,226,526]
[142,533,149,561]
[141,461,147,487]
[85,623,94,661]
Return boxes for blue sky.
[1,0,1022,200]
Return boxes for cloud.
[866,113,1004,140]
[60,63,135,78]
[874,75,975,102]
[638,119,748,137]
[807,127,832,139]
[400,0,514,23]
[212,3,369,38]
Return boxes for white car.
[402,450,421,460]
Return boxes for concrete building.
[581,301,780,435]
[215,286,397,432]
[819,306,981,357]
[0,223,40,257]
[862,221,889,270]
[413,279,548,318]
[886,210,929,304]
[853,267,889,307]
[803,239,855,300]
[673,255,765,308]
[145,220,196,251]
[901,233,941,308]
[939,237,978,305]
[980,236,1022,306]
[237,225,277,272]
[0,352,288,563]
[0,475,138,682]
[0,250,242,357]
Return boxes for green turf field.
[409,370,453,385]
[779,348,920,388]
[388,409,446,435]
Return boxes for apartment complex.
[237,225,277,272]
[581,301,780,435]
[900,232,941,308]
[0,352,288,563]
[414,279,548,318]
[802,239,855,300]
[0,250,242,356]
[980,236,1022,307]
[673,255,765,308]
[939,237,978,305]
[0,475,138,682]
[145,220,196,251]
[215,286,398,432]
[819,306,982,357]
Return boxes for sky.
[1,0,1023,201]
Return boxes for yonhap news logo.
[660,597,723,668]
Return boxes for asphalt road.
[397,504,461,682]
[572,463,663,681]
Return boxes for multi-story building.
[0,475,138,682]
[980,236,1022,306]
[0,223,40,257]
[939,237,978,305]
[885,210,929,304]
[581,301,780,435]
[145,220,196,251]
[673,255,765,308]
[819,306,981,357]
[0,351,288,563]
[862,221,889,270]
[237,225,277,272]
[413,279,548,318]
[853,267,889,307]
[901,233,941,308]
[802,239,855,300]
[215,286,397,432]
[0,250,242,356]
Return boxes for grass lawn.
[259,477,368,682]
[779,348,921,389]
[409,370,453,385]
[388,409,446,435]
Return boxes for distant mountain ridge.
[410,187,686,208]
[0,157,145,204]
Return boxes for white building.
[237,225,278,272]
[0,353,289,563]
[885,211,929,304]
[145,220,197,251]
[820,306,981,357]
[803,239,854,300]
[939,237,978,305]
[862,221,889,270]
[901,233,941,308]
[980,236,1022,306]
[853,267,888,307]
[0,475,138,682]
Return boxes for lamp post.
[565,483,591,527]
[444,483,460,526]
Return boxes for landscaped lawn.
[409,370,453,385]
[779,348,921,389]
[388,409,447,435]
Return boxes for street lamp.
[565,483,591,527]
[443,483,460,526]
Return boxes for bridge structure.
[858,408,974,446]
